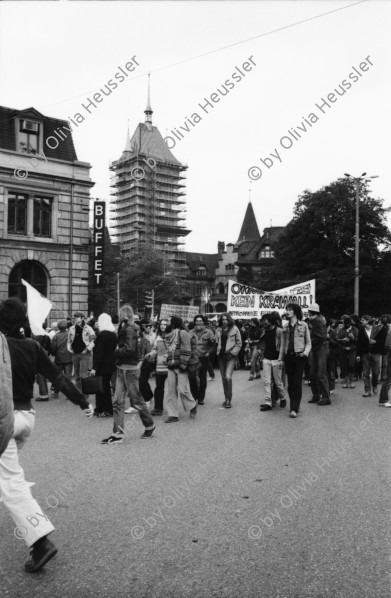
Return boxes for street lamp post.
[344,172,379,315]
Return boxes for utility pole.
[116,272,120,316]
[344,172,379,315]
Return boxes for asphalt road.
[0,370,390,598]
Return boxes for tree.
[268,178,391,316]
[120,244,180,316]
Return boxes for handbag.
[81,375,104,394]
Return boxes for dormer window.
[196,266,207,278]
[259,245,274,258]
[19,120,40,154]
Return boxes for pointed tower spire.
[236,201,260,246]
[123,120,132,153]
[144,74,153,124]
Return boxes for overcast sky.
[0,0,389,253]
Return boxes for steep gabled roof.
[185,252,219,277]
[236,226,285,264]
[0,105,78,162]
[235,202,260,245]
[127,123,181,165]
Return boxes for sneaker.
[125,407,137,414]
[280,399,287,408]
[141,426,155,439]
[379,402,391,408]
[189,406,197,419]
[51,392,59,399]
[289,411,297,418]
[330,390,335,395]
[349,384,355,389]
[96,412,112,418]
[362,392,372,397]
[248,376,254,381]
[209,376,215,381]
[165,417,179,423]
[36,396,49,401]
[318,400,331,406]
[260,404,272,411]
[342,384,348,389]
[101,435,124,445]
[372,387,378,395]
[255,375,261,379]
[25,537,57,573]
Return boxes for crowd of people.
[0,296,391,574]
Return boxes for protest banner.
[227,279,316,319]
[160,304,200,321]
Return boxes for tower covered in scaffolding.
[109,78,190,274]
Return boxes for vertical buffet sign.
[93,201,105,286]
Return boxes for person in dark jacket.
[138,324,154,405]
[308,303,331,406]
[101,305,154,444]
[327,318,341,394]
[356,314,387,397]
[50,319,73,398]
[33,326,51,401]
[0,298,93,574]
[337,316,358,388]
[90,313,117,417]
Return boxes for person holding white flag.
[0,298,94,573]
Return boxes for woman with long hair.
[215,313,242,408]
[149,319,169,416]
[90,313,117,417]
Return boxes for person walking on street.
[50,320,73,398]
[189,315,216,406]
[101,305,155,444]
[356,315,387,397]
[67,312,96,395]
[378,314,391,407]
[308,303,331,406]
[0,298,93,573]
[337,316,358,389]
[165,316,197,423]
[283,303,311,418]
[259,312,286,412]
[215,313,242,409]
[246,318,262,381]
[90,313,117,417]
[148,319,169,416]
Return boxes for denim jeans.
[263,359,285,405]
[112,367,154,434]
[0,410,55,548]
[72,353,90,393]
[52,363,73,393]
[362,353,380,392]
[284,353,306,413]
[218,354,236,399]
[166,368,196,417]
[339,349,356,384]
[310,343,330,400]
[36,373,48,397]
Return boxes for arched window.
[9,260,48,301]
[196,266,207,278]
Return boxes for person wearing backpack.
[101,305,155,444]
[164,315,197,423]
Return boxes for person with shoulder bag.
[215,313,242,409]
[147,319,169,416]
[189,315,215,406]
[164,316,197,423]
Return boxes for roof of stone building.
[124,123,182,166]
[0,106,78,162]
[185,252,219,276]
[235,202,261,245]
[236,226,285,263]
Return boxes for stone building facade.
[0,106,94,322]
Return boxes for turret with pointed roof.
[235,202,260,246]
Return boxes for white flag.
[21,279,53,336]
